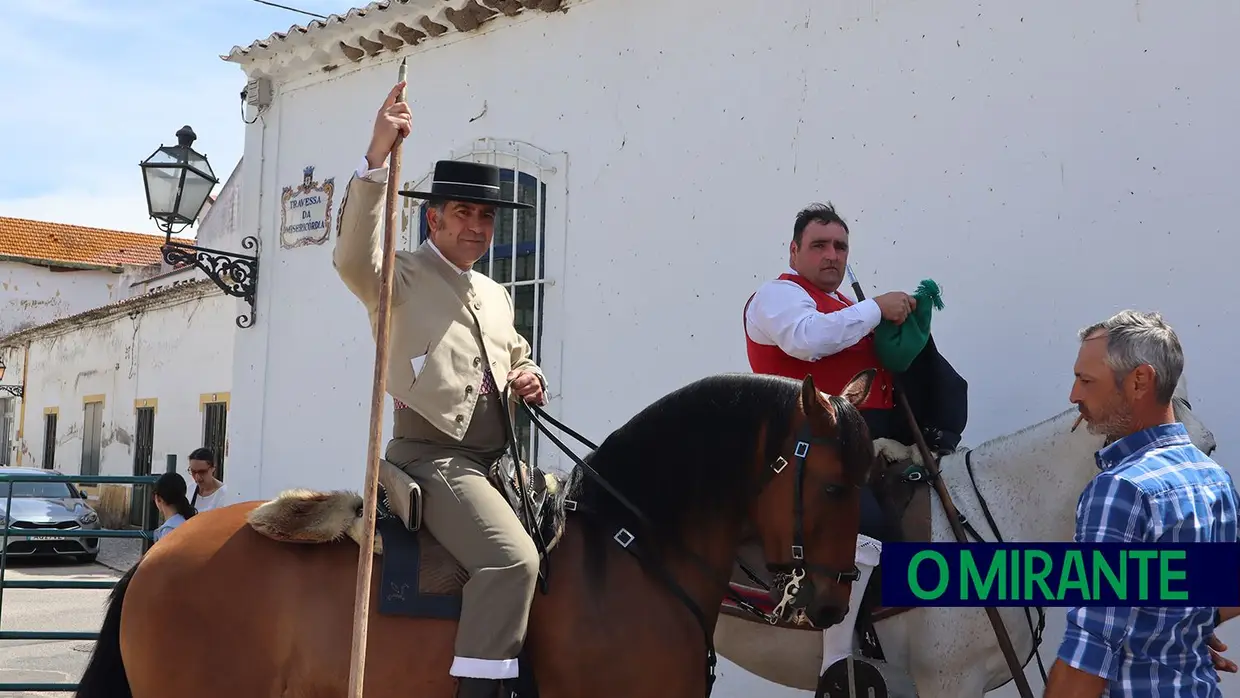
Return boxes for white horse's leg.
[878,608,991,698]
[906,666,991,698]
[880,605,1036,698]
[870,612,912,676]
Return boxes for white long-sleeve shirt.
[744,269,882,363]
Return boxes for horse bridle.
[755,417,862,625]
[514,397,863,697]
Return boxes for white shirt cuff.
[855,297,882,327]
[355,155,388,182]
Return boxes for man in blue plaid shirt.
[1044,310,1238,698]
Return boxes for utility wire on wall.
[250,0,328,20]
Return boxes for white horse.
[714,376,1218,697]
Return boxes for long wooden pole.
[846,268,1036,698]
[346,58,407,698]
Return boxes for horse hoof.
[815,657,888,698]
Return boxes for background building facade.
[219,1,1240,695]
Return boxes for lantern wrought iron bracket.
[160,236,260,329]
[0,360,19,398]
[141,125,261,329]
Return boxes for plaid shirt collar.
[1094,422,1191,472]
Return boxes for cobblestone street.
[94,537,143,574]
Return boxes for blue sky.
[0,0,349,235]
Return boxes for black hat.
[399,160,533,210]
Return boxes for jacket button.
[455,415,464,423]
[473,301,482,310]
[465,385,474,394]
[473,356,481,367]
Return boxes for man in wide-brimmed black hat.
[333,81,548,698]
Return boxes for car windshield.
[0,481,76,499]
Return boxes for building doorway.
[202,401,227,481]
[0,398,13,467]
[130,405,156,527]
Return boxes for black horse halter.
[752,402,863,624]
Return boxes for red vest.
[744,273,894,410]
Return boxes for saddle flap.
[379,459,423,532]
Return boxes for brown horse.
[75,371,878,698]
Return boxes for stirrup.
[816,656,888,698]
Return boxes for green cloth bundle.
[872,279,944,373]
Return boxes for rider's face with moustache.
[425,200,498,271]
[789,221,849,294]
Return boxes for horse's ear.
[801,374,825,416]
[840,369,877,407]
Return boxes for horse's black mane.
[560,372,872,570]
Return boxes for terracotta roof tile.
[0,216,185,270]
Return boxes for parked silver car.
[0,467,102,563]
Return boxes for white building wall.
[229,0,1239,491]
[196,159,244,252]
[11,286,234,481]
[0,261,125,336]
[224,1,1239,695]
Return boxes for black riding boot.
[455,677,508,698]
[815,656,888,698]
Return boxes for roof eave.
[221,0,566,77]
[0,253,127,273]
[0,279,220,348]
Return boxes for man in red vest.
[743,202,917,698]
[743,202,915,441]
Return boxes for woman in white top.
[186,447,229,513]
[153,472,196,542]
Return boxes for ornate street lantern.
[140,125,218,233]
[139,126,260,328]
[0,358,22,398]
